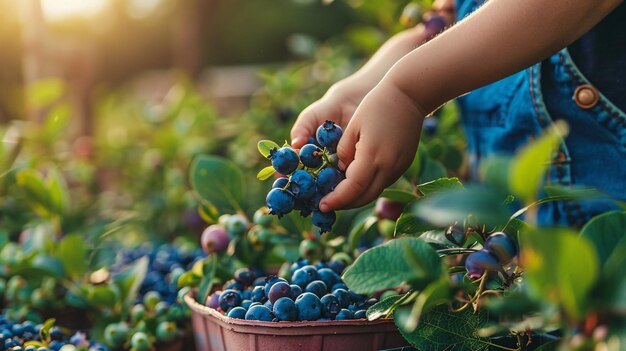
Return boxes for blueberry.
[331,282,348,291]
[295,293,322,321]
[273,297,297,321]
[299,144,324,168]
[374,198,405,221]
[288,170,316,199]
[272,177,289,189]
[317,268,340,288]
[290,258,310,274]
[316,168,343,194]
[423,14,447,37]
[241,289,252,300]
[264,276,286,296]
[305,280,328,298]
[307,136,321,147]
[422,117,438,136]
[241,300,253,309]
[245,305,274,321]
[445,224,466,246]
[205,292,221,309]
[268,282,293,304]
[223,279,245,291]
[320,294,341,319]
[266,188,296,217]
[234,268,256,286]
[264,300,274,310]
[200,225,230,254]
[335,309,354,320]
[227,307,247,319]
[312,210,336,234]
[218,289,242,311]
[327,260,347,275]
[251,286,266,303]
[289,284,302,298]
[294,199,313,217]
[50,326,63,341]
[354,310,367,319]
[484,232,518,264]
[332,288,351,309]
[291,265,319,289]
[269,147,300,175]
[316,121,343,153]
[464,250,501,279]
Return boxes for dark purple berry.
[484,232,518,264]
[424,14,448,38]
[264,276,288,297]
[316,121,343,153]
[234,268,257,286]
[200,225,230,254]
[266,188,295,217]
[299,144,324,168]
[269,147,300,175]
[445,224,466,246]
[374,198,405,221]
[464,250,501,279]
[268,281,293,304]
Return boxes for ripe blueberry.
[316,168,343,194]
[266,188,295,217]
[299,144,324,168]
[227,307,247,319]
[291,265,319,288]
[317,268,341,288]
[332,288,351,309]
[305,280,328,298]
[269,147,300,175]
[268,281,293,304]
[272,177,289,189]
[234,268,257,287]
[464,250,501,279]
[320,294,341,319]
[295,292,322,321]
[273,297,297,321]
[312,210,336,234]
[484,232,518,264]
[251,285,266,303]
[264,276,288,297]
[245,305,274,321]
[288,170,316,199]
[445,224,466,246]
[335,309,354,320]
[218,289,242,311]
[316,121,343,153]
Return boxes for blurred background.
[0,0,442,245]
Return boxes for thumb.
[290,101,340,149]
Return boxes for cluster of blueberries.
[265,121,346,233]
[462,231,519,279]
[206,259,377,322]
[114,242,205,305]
[0,315,107,351]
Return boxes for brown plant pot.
[185,294,409,351]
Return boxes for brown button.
[573,84,599,109]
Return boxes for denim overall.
[455,1,626,227]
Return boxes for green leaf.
[366,294,405,321]
[87,285,120,308]
[197,255,217,304]
[112,256,149,308]
[395,213,438,236]
[257,140,280,158]
[509,121,568,204]
[520,228,598,320]
[401,277,451,332]
[595,242,626,311]
[580,211,626,267]
[56,234,86,280]
[412,186,511,228]
[342,237,442,295]
[190,155,244,213]
[544,185,609,201]
[395,305,491,351]
[39,318,56,342]
[380,189,418,203]
[416,178,463,196]
[256,166,276,181]
[418,158,447,183]
[46,167,69,215]
[348,215,378,250]
[16,169,54,217]
[27,78,65,108]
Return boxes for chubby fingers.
[290,101,340,149]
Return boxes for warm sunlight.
[40,0,107,20]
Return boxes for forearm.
[385,0,623,114]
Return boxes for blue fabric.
[454,0,626,227]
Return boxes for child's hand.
[318,82,425,212]
[290,78,371,149]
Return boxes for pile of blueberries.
[0,315,108,351]
[114,242,205,305]
[462,231,519,279]
[205,259,377,322]
[265,121,345,233]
